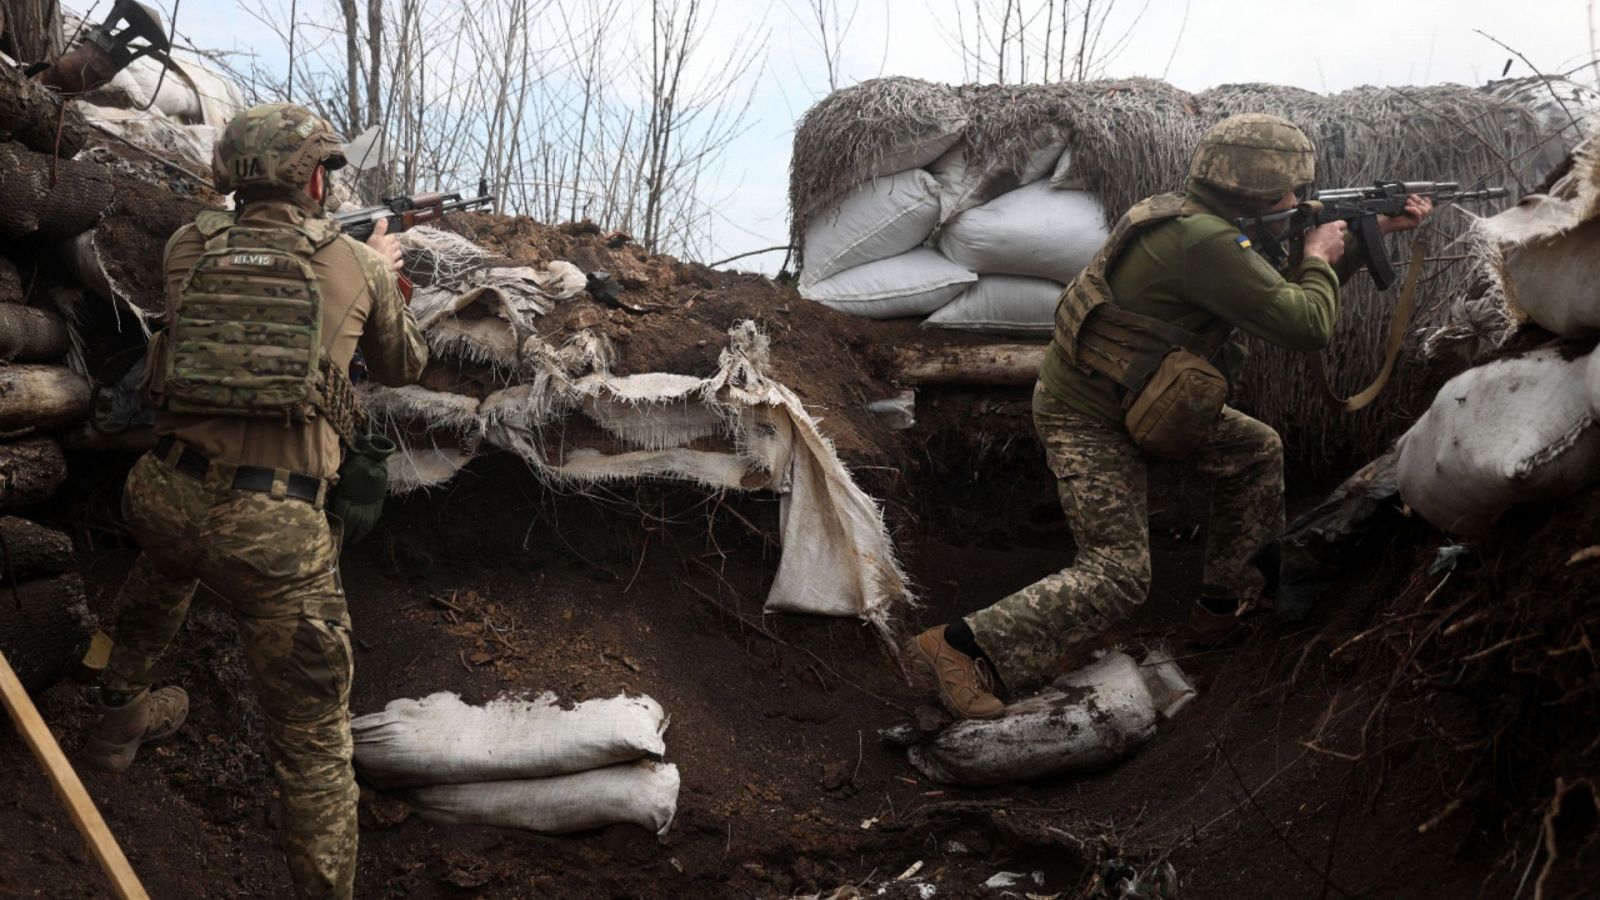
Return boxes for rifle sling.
[1078,304,1233,407]
[1311,238,1424,412]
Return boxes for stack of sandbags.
[0,515,94,693]
[1398,142,1600,534]
[882,650,1195,787]
[0,255,90,507]
[352,691,680,835]
[791,79,1115,332]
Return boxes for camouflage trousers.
[967,383,1285,691]
[105,451,356,900]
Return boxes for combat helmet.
[213,103,348,195]
[1188,114,1315,203]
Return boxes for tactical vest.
[151,210,361,443]
[1051,193,1237,460]
[1051,192,1233,391]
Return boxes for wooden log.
[0,141,118,240]
[0,436,67,507]
[0,364,91,431]
[0,256,22,304]
[0,572,90,693]
[893,343,1047,386]
[0,515,73,580]
[0,63,91,157]
[0,304,68,362]
[0,0,65,63]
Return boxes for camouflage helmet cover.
[1188,113,1315,202]
[213,103,348,194]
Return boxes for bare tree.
[940,0,1144,85]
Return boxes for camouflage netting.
[787,77,967,249]
[789,76,1596,462]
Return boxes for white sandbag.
[1396,348,1600,535]
[924,275,1063,335]
[937,181,1108,284]
[929,130,1068,222]
[884,651,1195,787]
[800,170,940,286]
[1497,218,1600,337]
[864,123,967,185]
[74,103,215,172]
[1475,145,1600,337]
[410,761,680,836]
[798,249,975,319]
[351,691,667,788]
[1049,146,1084,190]
[107,54,246,127]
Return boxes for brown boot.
[905,626,1005,719]
[1188,596,1262,646]
[82,687,189,774]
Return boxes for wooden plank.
[893,342,1046,386]
[0,649,150,900]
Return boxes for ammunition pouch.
[1077,305,1232,461]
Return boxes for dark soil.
[2,206,1595,897]
[10,421,1588,898]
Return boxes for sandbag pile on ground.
[882,650,1195,787]
[352,692,680,835]
[369,226,911,631]
[790,77,1592,462]
[1398,139,1600,534]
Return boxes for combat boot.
[906,626,1005,719]
[82,686,189,773]
[1188,596,1264,646]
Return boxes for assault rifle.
[332,182,496,241]
[1237,181,1508,289]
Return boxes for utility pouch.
[1075,303,1233,461]
[1122,350,1229,460]
[327,433,397,546]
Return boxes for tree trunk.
[366,0,383,128]
[0,0,63,64]
[893,343,1047,386]
[0,573,92,694]
[0,305,68,363]
[0,515,73,580]
[0,436,67,508]
[0,64,93,157]
[338,0,362,133]
[0,141,118,240]
[0,365,92,431]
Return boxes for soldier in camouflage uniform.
[82,104,428,899]
[908,114,1432,719]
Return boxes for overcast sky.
[136,0,1600,269]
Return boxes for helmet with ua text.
[213,103,348,195]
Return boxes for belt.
[153,436,327,506]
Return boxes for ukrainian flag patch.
[1235,234,1252,250]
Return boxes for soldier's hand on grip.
[365,218,404,272]
[1302,220,1348,265]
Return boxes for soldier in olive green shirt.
[908,114,1431,719]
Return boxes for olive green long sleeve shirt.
[1039,182,1354,424]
